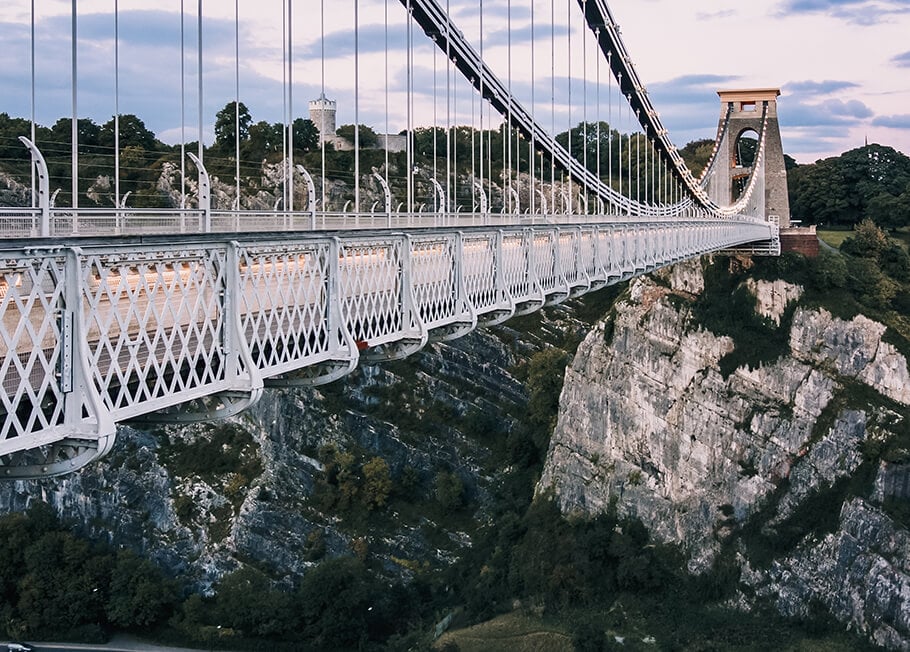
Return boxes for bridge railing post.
[224,241,264,400]
[62,247,116,459]
[329,236,358,365]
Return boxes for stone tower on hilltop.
[308,93,337,146]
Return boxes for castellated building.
[308,93,407,153]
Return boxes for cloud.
[892,50,910,67]
[299,24,409,59]
[784,98,873,127]
[776,0,910,25]
[872,114,910,129]
[695,9,737,19]
[784,79,860,95]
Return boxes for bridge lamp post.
[372,169,392,227]
[296,164,317,230]
[509,186,520,217]
[411,166,421,224]
[187,152,211,232]
[473,179,488,224]
[429,178,446,226]
[18,137,49,236]
[536,188,547,217]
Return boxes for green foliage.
[789,144,910,228]
[336,123,379,148]
[521,347,571,453]
[571,621,608,652]
[449,493,679,622]
[0,505,176,640]
[297,556,406,650]
[312,445,402,515]
[691,259,792,377]
[882,497,910,529]
[293,117,319,152]
[841,218,890,259]
[810,249,848,289]
[106,551,179,628]
[848,257,898,310]
[215,567,295,637]
[361,456,393,509]
[826,219,910,317]
[434,470,465,513]
[214,101,252,150]
[304,529,327,562]
[157,423,262,482]
[678,138,715,177]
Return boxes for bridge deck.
[0,217,777,478]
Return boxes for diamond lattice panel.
[238,243,331,376]
[0,253,66,445]
[81,247,227,419]
[578,229,597,281]
[595,229,613,276]
[411,236,457,331]
[339,239,404,346]
[502,232,529,302]
[532,232,557,293]
[462,234,497,312]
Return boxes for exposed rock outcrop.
[540,259,910,648]
[0,305,576,589]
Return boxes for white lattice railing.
[0,218,776,478]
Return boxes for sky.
[0,0,908,165]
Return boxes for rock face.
[0,305,575,589]
[0,171,30,207]
[540,259,910,648]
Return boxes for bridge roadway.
[0,216,777,477]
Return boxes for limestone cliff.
[0,303,583,590]
[540,258,910,648]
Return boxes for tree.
[99,114,158,152]
[293,118,319,152]
[572,621,608,652]
[106,550,177,628]
[214,101,252,150]
[297,557,381,649]
[841,218,889,259]
[867,190,910,230]
[215,566,295,637]
[848,257,897,309]
[679,138,715,178]
[361,457,392,509]
[810,250,848,290]
[245,120,282,159]
[789,144,910,227]
[336,123,378,149]
[434,470,464,513]
[50,117,102,152]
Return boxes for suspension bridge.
[0,0,785,478]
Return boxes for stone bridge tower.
[715,88,790,228]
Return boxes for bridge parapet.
[0,219,776,478]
